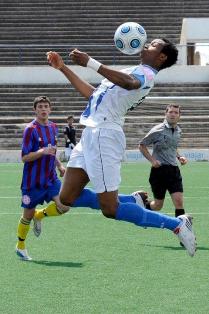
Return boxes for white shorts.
[67,127,126,193]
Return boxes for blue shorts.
[21,179,61,209]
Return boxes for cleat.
[15,246,32,261]
[174,214,196,257]
[33,217,42,237]
[179,214,193,247]
[131,190,148,208]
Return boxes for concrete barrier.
[1,149,208,163]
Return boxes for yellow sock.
[16,217,30,250]
[34,202,62,220]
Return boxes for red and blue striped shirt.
[21,119,58,190]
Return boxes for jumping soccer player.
[34,39,196,257]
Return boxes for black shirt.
[64,125,76,148]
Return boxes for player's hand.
[58,165,66,177]
[179,156,188,165]
[70,49,89,67]
[151,159,161,168]
[42,146,56,156]
[46,51,65,70]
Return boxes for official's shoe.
[174,214,196,257]
[131,190,148,208]
[33,217,42,237]
[15,246,32,261]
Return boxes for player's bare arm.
[139,144,161,168]
[70,49,141,90]
[46,51,95,99]
[56,157,66,177]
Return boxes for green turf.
[0,162,209,314]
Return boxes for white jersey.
[80,64,158,130]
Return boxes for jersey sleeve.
[140,128,159,146]
[131,68,146,88]
[21,127,35,156]
[132,65,156,89]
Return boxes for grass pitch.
[0,162,209,314]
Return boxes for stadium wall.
[1,149,209,163]
[0,65,209,84]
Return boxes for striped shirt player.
[21,119,58,191]
[16,96,67,261]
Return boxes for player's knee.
[59,192,73,207]
[100,202,117,219]
[151,201,163,211]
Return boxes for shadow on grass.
[164,245,209,251]
[31,260,84,268]
[139,243,209,251]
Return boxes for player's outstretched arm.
[70,49,141,90]
[46,51,95,99]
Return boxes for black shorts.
[149,165,183,200]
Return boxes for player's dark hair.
[67,115,73,120]
[33,95,51,109]
[166,104,181,114]
[160,38,178,70]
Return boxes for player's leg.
[97,191,196,256]
[170,192,185,217]
[33,185,146,237]
[147,198,164,211]
[16,207,34,261]
[59,167,90,205]
[72,188,147,209]
[168,166,185,217]
[87,128,196,256]
[33,172,88,237]
[145,166,166,210]
[34,179,66,219]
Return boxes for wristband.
[87,57,102,72]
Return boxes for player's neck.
[36,117,49,126]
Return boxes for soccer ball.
[114,22,147,55]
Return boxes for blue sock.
[116,202,180,231]
[72,189,136,210]
[72,189,99,209]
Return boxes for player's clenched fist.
[46,51,64,70]
[70,49,90,67]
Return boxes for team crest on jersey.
[22,195,31,205]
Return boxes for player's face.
[165,106,180,126]
[140,39,167,67]
[67,118,74,125]
[35,102,51,123]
